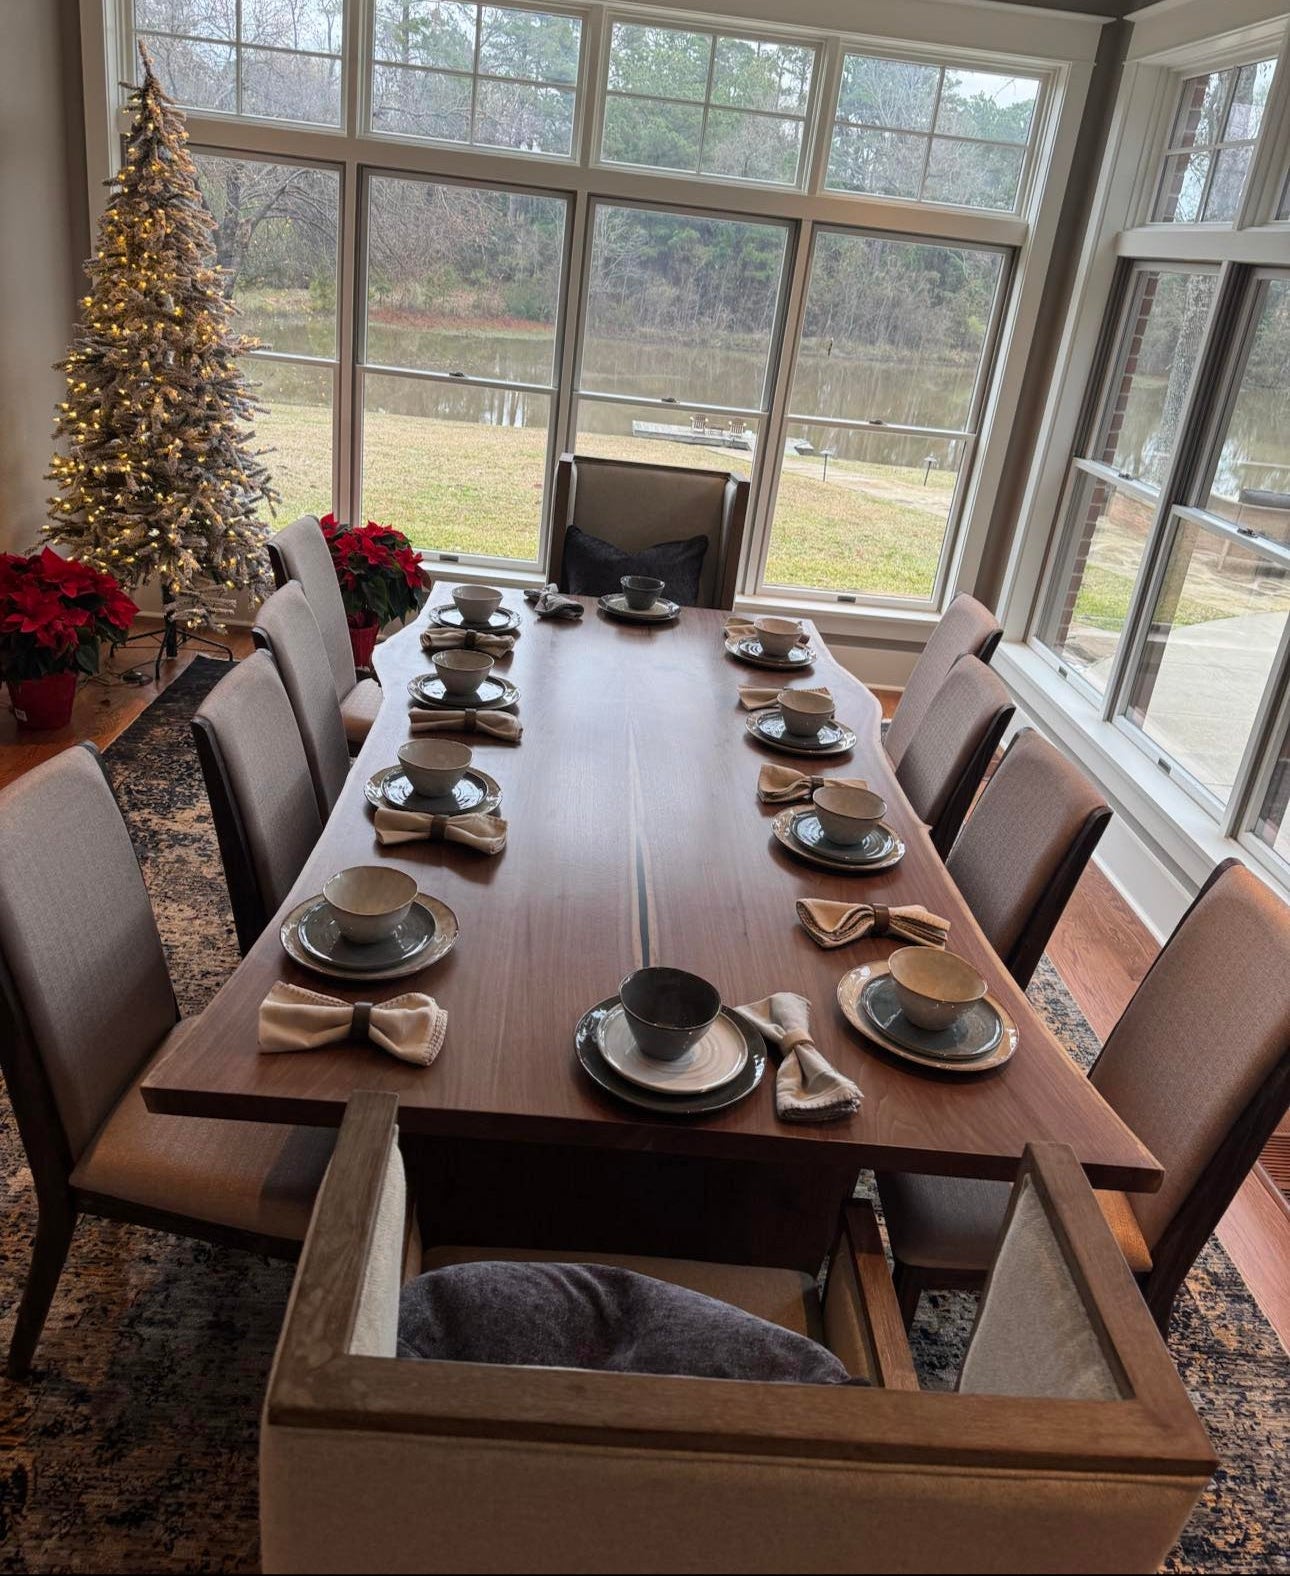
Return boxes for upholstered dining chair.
[267,514,383,748]
[879,859,1290,1335]
[0,743,334,1380]
[253,582,351,822]
[260,1093,1211,1575]
[192,650,324,955]
[545,452,750,609]
[883,593,1002,768]
[894,655,1014,858]
[946,727,1111,988]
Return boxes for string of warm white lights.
[45,44,277,630]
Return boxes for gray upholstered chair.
[260,1095,1211,1575]
[894,654,1014,858]
[884,593,1002,767]
[946,727,1111,988]
[192,650,323,955]
[546,452,750,609]
[879,860,1290,1334]
[253,582,351,822]
[0,743,334,1379]
[267,515,383,749]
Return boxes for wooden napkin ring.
[351,1001,374,1041]
[779,1028,814,1054]
[427,815,451,841]
[462,630,478,649]
[871,904,891,936]
[461,712,477,733]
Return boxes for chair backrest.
[0,744,177,1171]
[261,1103,1211,1576]
[885,594,1002,768]
[254,582,351,822]
[1092,861,1290,1270]
[547,453,749,610]
[946,728,1111,988]
[192,651,323,955]
[895,655,1014,858]
[267,515,358,703]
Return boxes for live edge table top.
[143,598,1161,1194]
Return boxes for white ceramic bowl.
[778,689,836,737]
[889,946,987,1032]
[433,648,494,698]
[322,866,418,945]
[452,584,504,625]
[753,616,802,657]
[812,784,887,846]
[398,739,472,798]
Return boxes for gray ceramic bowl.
[398,739,472,798]
[619,966,722,1062]
[778,689,836,737]
[621,575,665,611]
[433,648,494,697]
[322,865,418,945]
[753,616,802,657]
[812,784,887,846]
[889,946,987,1032]
[452,584,504,625]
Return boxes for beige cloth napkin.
[524,583,584,620]
[757,764,868,804]
[409,707,522,743]
[738,684,832,711]
[724,614,757,643]
[731,992,862,1123]
[258,981,447,1067]
[374,808,507,853]
[796,899,950,951]
[420,626,515,656]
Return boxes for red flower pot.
[8,670,78,731]
[348,616,380,671]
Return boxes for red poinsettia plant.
[319,513,423,630]
[0,548,136,680]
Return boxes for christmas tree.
[46,46,277,631]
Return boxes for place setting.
[597,575,681,625]
[724,614,816,672]
[837,946,1018,1075]
[408,648,520,712]
[279,865,459,983]
[744,686,857,757]
[771,784,906,873]
[427,583,523,636]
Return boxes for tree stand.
[117,588,234,685]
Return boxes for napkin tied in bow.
[757,764,868,804]
[374,808,507,853]
[420,626,516,656]
[524,583,584,620]
[738,683,831,712]
[258,981,447,1067]
[409,707,522,743]
[795,899,949,951]
[724,615,757,643]
[731,992,861,1123]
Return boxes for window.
[136,0,344,125]
[763,230,1006,600]
[1152,58,1277,223]
[194,153,341,520]
[1253,711,1290,863]
[573,202,789,473]
[369,2,582,156]
[599,21,816,187]
[825,52,1041,212]
[360,175,569,560]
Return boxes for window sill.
[734,592,938,649]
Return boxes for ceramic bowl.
[812,784,887,846]
[888,946,987,1033]
[778,689,836,737]
[398,739,472,798]
[753,616,802,657]
[322,865,418,946]
[619,966,722,1062]
[433,648,494,698]
[621,575,665,611]
[452,584,504,625]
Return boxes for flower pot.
[8,670,78,731]
[348,616,380,671]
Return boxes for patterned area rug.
[0,656,1286,1573]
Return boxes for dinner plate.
[771,809,905,874]
[364,764,502,818]
[574,997,765,1115]
[724,636,817,671]
[407,674,519,711]
[837,962,1017,1075]
[596,1002,749,1094]
[430,603,521,634]
[746,708,856,757]
[298,899,437,972]
[597,594,681,625]
[785,811,903,869]
[860,971,1004,1060]
[280,892,459,982]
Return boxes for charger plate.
[280,892,459,982]
[574,996,765,1115]
[837,961,1016,1075]
[771,808,905,873]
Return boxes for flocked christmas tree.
[46,46,276,633]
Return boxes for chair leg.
[892,1258,924,1331]
[6,1208,77,1380]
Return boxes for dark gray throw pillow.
[397,1261,858,1385]
[560,525,709,606]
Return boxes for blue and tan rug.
[0,657,1285,1572]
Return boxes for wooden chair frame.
[546,452,750,611]
[0,744,302,1380]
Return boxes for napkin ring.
[460,712,478,733]
[779,1028,814,1054]
[426,815,452,840]
[462,629,479,649]
[871,904,891,936]
[351,1001,374,1040]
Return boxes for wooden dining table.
[143,596,1161,1270]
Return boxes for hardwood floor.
[2,659,1285,1346]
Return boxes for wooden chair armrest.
[827,1200,919,1391]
